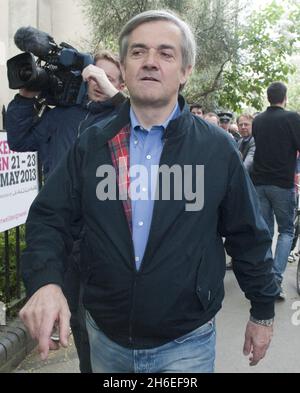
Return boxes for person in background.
[203,112,220,126]
[237,113,255,173]
[218,111,232,131]
[252,82,300,300]
[190,103,204,118]
[6,50,126,373]
[218,111,238,142]
[229,122,241,142]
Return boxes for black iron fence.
[0,105,25,316]
[0,106,42,317]
[0,226,26,315]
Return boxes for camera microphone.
[14,26,55,59]
[8,26,93,105]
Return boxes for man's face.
[87,59,123,102]
[220,120,230,131]
[204,115,219,126]
[238,116,252,138]
[121,21,192,107]
[191,107,203,118]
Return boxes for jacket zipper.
[136,136,168,275]
[128,137,169,344]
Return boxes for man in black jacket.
[251,82,300,299]
[19,11,278,373]
[6,50,126,373]
[6,50,125,179]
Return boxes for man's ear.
[180,65,193,85]
[120,63,126,84]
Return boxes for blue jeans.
[255,185,296,283]
[86,312,216,373]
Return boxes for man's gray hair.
[119,10,196,71]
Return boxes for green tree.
[83,0,241,110]
[287,56,300,113]
[83,0,300,111]
[219,1,300,111]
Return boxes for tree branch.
[199,58,231,97]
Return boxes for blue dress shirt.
[129,103,181,270]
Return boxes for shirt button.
[146,155,152,160]
[142,187,147,192]
[134,140,138,145]
[135,256,140,262]
[138,221,144,227]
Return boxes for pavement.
[14,336,80,373]
[12,260,300,373]
[215,260,300,373]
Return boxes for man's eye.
[132,50,144,57]
[161,52,173,59]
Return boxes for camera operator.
[7,50,125,178]
[6,50,126,373]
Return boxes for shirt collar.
[242,136,251,142]
[130,102,181,132]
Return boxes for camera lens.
[19,66,33,82]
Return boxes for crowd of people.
[5,9,300,373]
[190,107,256,171]
[190,86,300,302]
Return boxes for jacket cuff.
[24,268,64,298]
[110,92,127,106]
[250,300,275,320]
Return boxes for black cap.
[218,112,233,122]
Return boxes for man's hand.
[19,284,71,360]
[243,320,273,366]
[82,64,118,98]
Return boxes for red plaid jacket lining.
[108,124,132,231]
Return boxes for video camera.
[7,26,93,106]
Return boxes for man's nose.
[143,49,159,68]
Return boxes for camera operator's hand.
[19,88,40,98]
[82,64,119,101]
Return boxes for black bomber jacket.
[22,96,279,349]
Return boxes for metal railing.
[0,105,27,318]
[1,226,26,316]
[0,105,42,320]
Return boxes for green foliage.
[83,0,300,111]
[83,0,163,50]
[219,1,300,111]
[83,0,240,109]
[0,226,26,302]
[287,56,300,112]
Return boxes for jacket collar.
[101,94,192,142]
[267,105,285,112]
[82,96,117,114]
